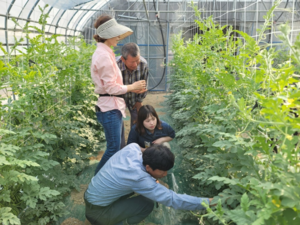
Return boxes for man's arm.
[152,136,173,145]
[133,101,143,111]
[132,178,210,211]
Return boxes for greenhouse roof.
[0,0,111,41]
[1,0,299,56]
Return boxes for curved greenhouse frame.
[1,0,300,91]
[1,1,300,225]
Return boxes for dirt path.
[61,92,168,225]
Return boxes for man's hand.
[133,102,143,112]
[140,146,146,152]
[209,198,217,207]
[131,89,147,94]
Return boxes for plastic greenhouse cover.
[42,0,94,10]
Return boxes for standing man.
[116,43,148,147]
[85,143,214,225]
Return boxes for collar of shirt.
[145,128,156,136]
[98,42,114,55]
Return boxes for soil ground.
[61,92,168,225]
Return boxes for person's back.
[86,143,149,206]
[84,143,212,225]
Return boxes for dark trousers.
[120,108,137,149]
[85,194,154,225]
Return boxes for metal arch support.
[54,10,67,36]
[45,6,54,34]
[5,0,16,54]
[79,0,112,39]
[72,2,101,39]
[14,0,30,33]
[142,0,150,24]
[26,0,40,47]
[65,3,87,43]
[27,0,41,26]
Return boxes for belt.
[99,94,124,98]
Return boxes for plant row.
[168,3,300,225]
[0,6,103,225]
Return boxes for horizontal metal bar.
[148,89,167,92]
[117,44,166,46]
[0,14,82,32]
[115,19,283,23]
[70,9,292,13]
[118,15,149,21]
[0,27,67,35]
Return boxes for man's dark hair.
[142,144,175,171]
[121,42,140,60]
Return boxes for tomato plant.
[169,2,300,224]
[0,5,103,225]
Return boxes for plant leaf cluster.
[0,5,103,225]
[168,2,300,224]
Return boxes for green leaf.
[237,97,246,110]
[0,129,15,135]
[0,207,21,225]
[0,190,11,202]
[212,140,234,148]
[38,216,50,225]
[241,193,250,211]
[209,176,238,186]
[38,187,60,201]
[4,170,38,183]
[0,144,20,156]
[281,197,299,208]
[216,199,224,216]
[10,158,40,168]
[227,209,256,225]
[0,156,11,166]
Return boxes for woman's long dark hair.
[136,105,162,135]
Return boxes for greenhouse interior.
[0,0,300,224]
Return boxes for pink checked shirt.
[91,43,127,117]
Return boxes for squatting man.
[84,143,215,225]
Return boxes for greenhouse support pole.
[27,0,40,47]
[5,0,16,55]
[14,0,30,37]
[66,7,82,44]
[45,7,54,35]
[147,20,150,90]
[80,0,111,35]
[165,22,170,91]
[55,11,67,36]
[74,1,99,41]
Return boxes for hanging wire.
[146,0,167,91]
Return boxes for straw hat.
[96,18,133,40]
